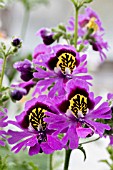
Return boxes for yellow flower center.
[87,17,99,32]
[29,107,47,131]
[69,94,88,118]
[57,52,76,74]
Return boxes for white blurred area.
[0,0,113,170]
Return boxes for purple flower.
[33,44,51,60]
[8,95,63,155]
[0,108,8,146]
[33,44,92,97]
[88,34,109,61]
[78,7,104,36]
[45,79,111,149]
[36,28,55,45]
[10,80,35,101]
[66,8,108,61]
[67,8,104,35]
[14,59,33,82]
[78,8,109,61]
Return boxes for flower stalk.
[70,0,80,48]
[50,153,53,170]
[64,149,72,170]
[0,55,7,90]
[74,6,79,48]
[79,137,100,145]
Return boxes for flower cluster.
[0,5,112,161]
[8,95,62,155]
[33,44,92,97]
[67,7,108,61]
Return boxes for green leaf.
[84,0,93,3]
[29,162,39,170]
[2,95,9,102]
[99,159,111,167]
[0,87,9,92]
[58,24,66,32]
[78,145,86,161]
[53,32,63,40]
[0,155,8,170]
[107,146,113,156]
[77,44,85,52]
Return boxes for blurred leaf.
[0,1,5,8]
[100,159,111,167]
[58,24,66,32]
[107,146,113,161]
[28,162,39,170]
[83,0,93,3]
[100,146,113,170]
[77,44,85,52]
[0,144,49,170]
[20,0,49,10]
[52,150,64,170]
[0,155,8,170]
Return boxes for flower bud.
[37,28,55,45]
[13,59,33,82]
[10,88,27,101]
[12,38,22,48]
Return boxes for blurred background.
[0,0,113,170]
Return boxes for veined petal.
[29,143,40,156]
[76,127,92,138]
[85,119,110,137]
[41,142,54,154]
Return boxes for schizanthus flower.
[78,7,104,36]
[45,79,111,149]
[0,108,8,146]
[37,28,55,45]
[8,95,62,155]
[10,80,35,101]
[33,44,92,97]
[67,8,108,61]
[14,59,34,82]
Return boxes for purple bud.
[10,88,27,101]
[37,28,55,45]
[14,59,33,82]
[91,42,99,51]
[12,38,22,47]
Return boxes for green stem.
[50,153,53,170]
[74,7,79,48]
[79,137,100,145]
[21,7,30,40]
[0,56,7,90]
[64,149,72,170]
